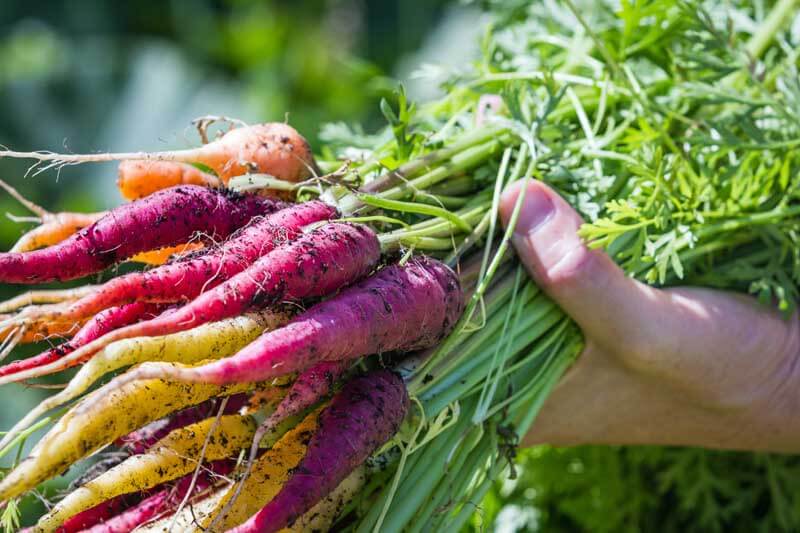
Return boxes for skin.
[500,180,800,453]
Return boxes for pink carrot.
[140,256,463,385]
[0,222,380,384]
[230,370,409,533]
[49,200,338,321]
[118,393,250,454]
[81,459,236,533]
[0,302,163,378]
[0,185,280,283]
[55,493,136,533]
[269,361,349,425]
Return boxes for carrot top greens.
[302,0,800,530]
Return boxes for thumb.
[499,179,659,353]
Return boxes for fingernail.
[513,188,554,236]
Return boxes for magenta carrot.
[269,361,349,426]
[82,459,235,533]
[0,302,163,378]
[118,393,250,454]
[230,370,409,533]
[0,185,279,283]
[55,493,136,533]
[37,201,338,322]
[127,256,463,385]
[0,222,380,384]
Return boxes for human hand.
[500,180,800,453]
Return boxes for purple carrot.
[230,370,409,533]
[50,200,338,321]
[141,256,463,385]
[0,302,163,378]
[0,185,281,283]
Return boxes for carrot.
[0,177,106,253]
[213,361,349,529]
[0,286,98,314]
[136,467,364,533]
[119,393,250,455]
[0,315,85,349]
[0,185,278,283]
[117,161,221,200]
[0,302,163,379]
[0,222,380,385]
[129,243,204,265]
[201,408,322,530]
[36,415,257,531]
[1,123,316,185]
[0,311,288,452]
[123,256,463,386]
[287,467,365,532]
[230,370,409,533]
[0,372,256,500]
[81,459,236,533]
[23,200,338,325]
[52,493,135,533]
[264,361,349,433]
[10,212,105,253]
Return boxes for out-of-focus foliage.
[480,446,800,533]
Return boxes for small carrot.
[0,315,85,348]
[0,371,256,500]
[0,185,279,283]
[230,370,409,533]
[36,415,257,531]
[0,311,288,452]
[117,161,221,200]
[0,222,380,385]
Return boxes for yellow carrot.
[0,369,257,501]
[36,414,256,532]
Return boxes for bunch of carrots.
[2,0,800,530]
[0,121,475,532]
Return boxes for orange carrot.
[117,161,221,200]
